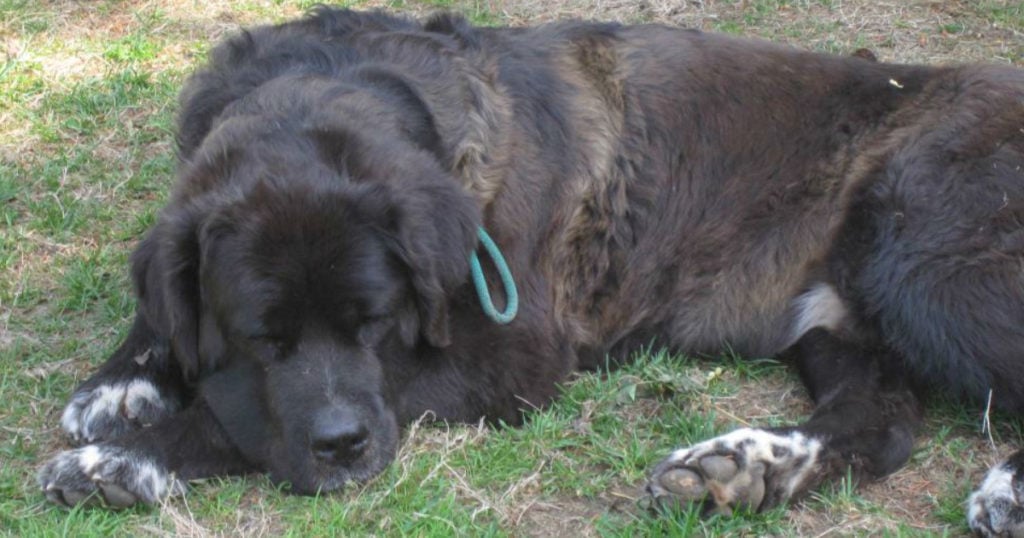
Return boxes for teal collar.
[469,227,518,324]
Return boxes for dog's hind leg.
[874,251,1024,538]
[645,327,922,515]
[885,256,1024,538]
[846,82,1024,535]
[60,311,186,445]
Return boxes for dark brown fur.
[39,9,1024,530]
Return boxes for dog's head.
[133,118,479,493]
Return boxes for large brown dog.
[37,8,1024,535]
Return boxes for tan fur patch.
[452,56,513,205]
[544,33,632,344]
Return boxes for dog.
[36,8,1024,535]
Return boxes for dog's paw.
[61,379,179,445]
[38,444,184,508]
[645,428,824,516]
[968,453,1024,537]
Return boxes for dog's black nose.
[311,407,369,464]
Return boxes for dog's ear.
[198,359,270,466]
[131,201,228,383]
[358,177,479,349]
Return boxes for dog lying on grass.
[38,8,1024,535]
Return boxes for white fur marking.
[137,459,167,498]
[82,385,122,424]
[77,444,104,472]
[968,462,1018,535]
[969,464,1013,516]
[790,284,848,342]
[61,379,171,441]
[123,380,161,419]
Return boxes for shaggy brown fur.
[38,8,1024,535]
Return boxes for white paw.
[646,428,824,515]
[38,444,184,508]
[61,380,178,444]
[969,458,1024,537]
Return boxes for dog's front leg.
[60,312,187,446]
[39,397,248,508]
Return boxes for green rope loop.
[469,227,518,324]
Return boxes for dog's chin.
[270,412,400,495]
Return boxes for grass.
[2,0,1023,536]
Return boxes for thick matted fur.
[38,8,1024,534]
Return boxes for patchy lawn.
[2,0,1022,536]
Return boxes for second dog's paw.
[645,428,824,516]
[38,444,184,508]
[61,379,179,445]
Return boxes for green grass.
[2,0,1023,536]
[977,0,1024,27]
